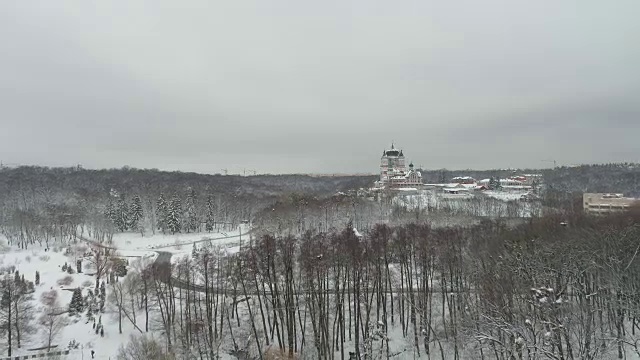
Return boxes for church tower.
[379,143,407,184]
[376,143,422,189]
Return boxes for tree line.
[113,207,640,359]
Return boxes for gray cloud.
[1,0,639,174]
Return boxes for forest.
[0,164,639,359]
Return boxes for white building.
[374,144,423,189]
[583,193,639,214]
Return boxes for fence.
[2,349,69,360]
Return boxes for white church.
[374,144,423,189]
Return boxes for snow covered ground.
[0,241,134,359]
[394,189,538,217]
[109,225,249,252]
[0,226,249,359]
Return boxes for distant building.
[452,176,476,184]
[443,183,471,194]
[478,178,528,187]
[583,193,639,214]
[511,174,543,186]
[374,144,423,189]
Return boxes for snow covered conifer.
[192,243,199,260]
[167,194,182,234]
[69,288,84,314]
[115,194,129,232]
[185,188,199,233]
[156,193,168,233]
[129,195,144,230]
[35,271,40,285]
[100,281,106,299]
[205,194,215,232]
[104,197,116,226]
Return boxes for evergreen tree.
[192,243,199,262]
[156,193,168,234]
[489,177,500,190]
[167,194,182,234]
[76,260,82,273]
[104,198,116,226]
[205,194,215,232]
[129,195,144,230]
[69,288,84,314]
[100,281,106,300]
[115,194,129,232]
[185,188,199,233]
[112,258,127,277]
[35,271,40,286]
[105,188,121,227]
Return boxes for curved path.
[152,229,252,293]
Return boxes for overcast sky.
[1,1,639,174]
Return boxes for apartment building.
[583,193,639,214]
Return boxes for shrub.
[57,275,73,286]
[112,258,128,277]
[39,255,50,262]
[117,335,175,360]
[41,289,59,306]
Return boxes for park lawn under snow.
[109,225,249,253]
[0,240,145,359]
[0,226,248,359]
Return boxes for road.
[152,229,253,292]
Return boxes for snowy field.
[0,226,249,359]
[108,225,249,252]
[394,189,540,218]
[0,241,140,359]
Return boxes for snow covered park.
[0,226,249,359]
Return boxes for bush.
[39,255,50,262]
[56,275,73,286]
[112,258,128,277]
[25,255,31,263]
[82,280,93,288]
[117,335,175,360]
[41,289,59,306]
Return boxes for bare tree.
[87,246,111,291]
[39,302,67,352]
[117,334,175,360]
